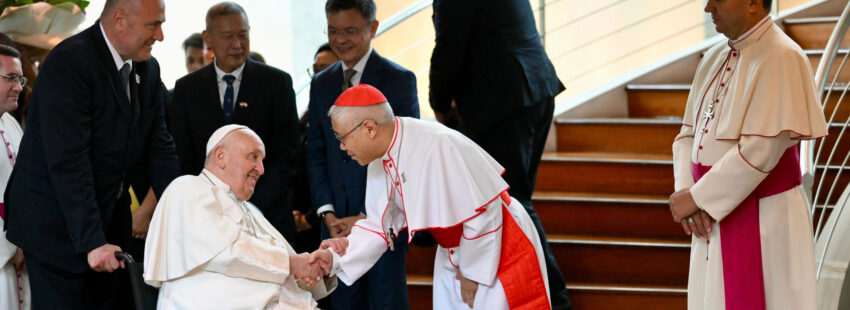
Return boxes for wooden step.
[536,152,674,195]
[814,164,850,206]
[626,84,690,117]
[533,191,688,240]
[555,118,680,154]
[407,275,433,310]
[624,83,850,120]
[406,234,690,286]
[822,85,850,122]
[535,151,846,205]
[408,276,687,310]
[785,17,845,50]
[807,50,850,83]
[567,283,687,310]
[552,235,690,286]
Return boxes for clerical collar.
[381,117,401,162]
[200,169,236,200]
[729,15,772,51]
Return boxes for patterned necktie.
[223,74,236,124]
[119,63,131,101]
[343,69,356,91]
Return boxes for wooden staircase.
[403,15,847,310]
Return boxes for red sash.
[0,202,5,220]
[428,191,550,309]
[691,146,801,310]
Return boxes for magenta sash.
[691,146,801,310]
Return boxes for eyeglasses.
[307,63,333,77]
[0,73,26,87]
[334,121,365,146]
[326,24,370,39]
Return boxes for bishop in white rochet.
[669,0,827,309]
[322,84,551,309]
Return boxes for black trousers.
[24,194,136,310]
[25,252,133,310]
[467,97,572,310]
[330,231,410,310]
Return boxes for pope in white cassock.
[320,84,551,309]
[143,125,337,309]
[669,0,827,309]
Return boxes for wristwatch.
[319,210,335,221]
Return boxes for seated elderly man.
[144,125,336,309]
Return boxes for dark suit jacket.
[306,51,419,230]
[5,23,180,272]
[429,0,565,136]
[167,59,299,240]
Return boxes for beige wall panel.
[375,0,419,21]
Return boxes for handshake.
[291,238,349,287]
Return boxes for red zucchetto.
[334,84,388,107]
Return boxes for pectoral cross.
[702,104,715,121]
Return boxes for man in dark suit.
[168,2,299,241]
[429,0,571,309]
[4,0,180,309]
[306,1,419,309]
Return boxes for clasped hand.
[669,188,715,238]
[291,250,332,287]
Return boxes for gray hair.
[205,2,248,31]
[327,101,394,128]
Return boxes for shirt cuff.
[317,204,334,216]
[329,247,342,276]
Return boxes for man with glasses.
[0,44,28,310]
[4,0,181,309]
[311,43,338,77]
[670,0,824,308]
[306,0,419,309]
[322,84,552,310]
[168,2,300,241]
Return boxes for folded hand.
[669,188,699,222]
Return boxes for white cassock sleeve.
[458,198,503,287]
[203,230,293,284]
[330,217,390,285]
[673,125,696,191]
[690,132,798,221]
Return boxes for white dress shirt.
[214,61,246,108]
[99,23,132,98]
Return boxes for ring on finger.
[687,217,695,224]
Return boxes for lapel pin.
[135,73,140,84]
[401,172,406,183]
[239,102,248,108]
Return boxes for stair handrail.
[805,0,850,283]
[807,2,850,226]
